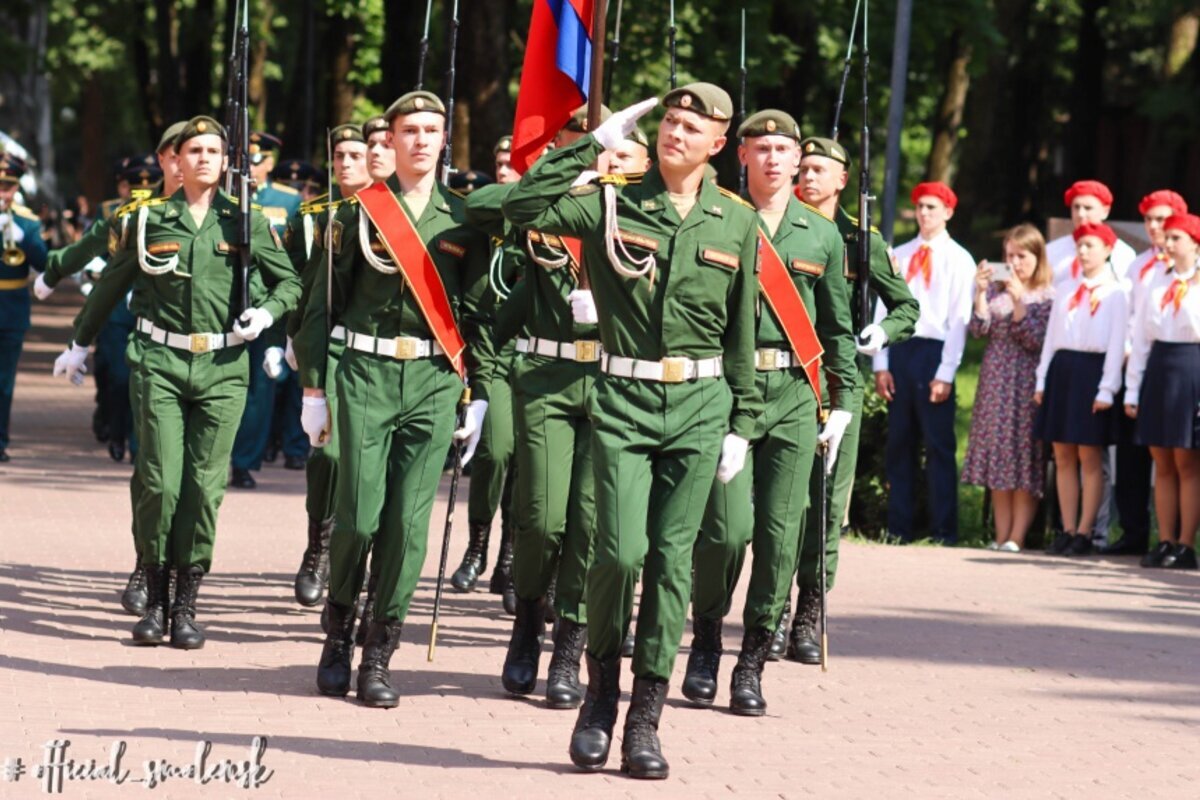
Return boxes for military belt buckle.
[393,336,420,360]
[190,333,212,354]
[573,340,599,363]
[756,348,781,370]
[660,357,688,383]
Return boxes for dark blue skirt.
[1135,341,1200,449]
[1035,349,1117,446]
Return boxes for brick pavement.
[0,290,1196,799]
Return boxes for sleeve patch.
[216,241,235,254]
[701,248,740,271]
[108,228,119,257]
[331,221,344,255]
[437,240,466,258]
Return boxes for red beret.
[1073,222,1117,248]
[1137,190,1188,217]
[1163,213,1200,244]
[1063,180,1113,208]
[910,181,958,210]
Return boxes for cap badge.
[805,142,815,153]
[413,97,425,110]
[765,119,777,133]
[196,121,208,133]
[680,94,693,108]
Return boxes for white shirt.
[1051,237,1137,289]
[1125,265,1200,406]
[1127,247,1172,342]
[1035,275,1129,404]
[873,230,975,384]
[1045,234,1077,274]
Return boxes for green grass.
[954,337,988,546]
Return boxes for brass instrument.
[0,198,26,267]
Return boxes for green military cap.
[362,116,389,138]
[799,136,850,168]
[330,123,365,145]
[384,90,446,120]
[494,135,512,155]
[157,121,188,153]
[176,115,228,147]
[565,104,612,133]
[662,82,733,122]
[738,109,801,141]
[627,126,649,148]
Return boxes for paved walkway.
[0,291,1197,799]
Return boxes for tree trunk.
[79,76,109,207]
[1164,9,1200,79]
[1063,0,1107,181]
[457,0,513,172]
[926,31,972,184]
[153,0,179,129]
[325,9,356,127]
[248,0,275,130]
[179,0,216,127]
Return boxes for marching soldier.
[0,152,49,463]
[364,116,396,183]
[297,91,493,708]
[503,84,762,779]
[52,115,300,649]
[683,112,857,716]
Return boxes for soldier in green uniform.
[53,116,300,649]
[296,91,493,709]
[785,136,919,663]
[364,116,396,183]
[503,85,762,779]
[682,110,858,716]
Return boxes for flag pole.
[580,0,609,291]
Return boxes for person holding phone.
[963,224,1055,551]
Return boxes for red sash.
[356,183,467,377]
[757,230,824,406]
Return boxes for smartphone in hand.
[986,261,1012,282]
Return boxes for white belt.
[600,353,723,383]
[754,348,802,371]
[137,318,245,354]
[340,327,444,360]
[516,336,602,363]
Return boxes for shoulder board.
[272,183,300,196]
[841,213,880,235]
[718,187,755,210]
[799,200,833,223]
[12,204,39,221]
[445,187,467,200]
[298,192,330,213]
[251,202,263,211]
[569,183,600,197]
[598,173,643,186]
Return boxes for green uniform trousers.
[326,350,460,621]
[796,387,863,591]
[587,374,732,681]
[466,361,514,528]
[126,336,146,558]
[510,355,597,624]
[304,348,342,522]
[693,369,818,631]
[135,343,249,571]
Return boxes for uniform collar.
[382,173,452,224]
[638,165,727,227]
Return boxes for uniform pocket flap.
[699,245,740,271]
[790,258,824,277]
[437,239,466,258]
[148,241,182,256]
[617,229,659,252]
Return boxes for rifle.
[818,434,830,672]
[415,0,434,91]
[668,0,678,89]
[856,0,872,333]
[225,0,251,314]
[428,388,469,661]
[738,7,747,195]
[581,0,610,293]
[830,0,861,142]
[604,0,624,105]
[439,0,460,185]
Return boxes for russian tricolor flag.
[511,0,596,172]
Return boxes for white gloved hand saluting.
[33,273,53,301]
[301,395,329,447]
[453,399,490,467]
[52,343,90,386]
[716,433,750,484]
[591,97,659,151]
[284,336,298,371]
[263,346,286,379]
[568,290,598,324]
[817,409,854,474]
[233,307,274,341]
[855,323,888,357]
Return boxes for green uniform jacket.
[283,188,344,340]
[43,211,123,289]
[294,175,496,400]
[501,135,763,439]
[73,189,300,347]
[837,206,919,342]
[756,196,858,411]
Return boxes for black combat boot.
[294,516,332,607]
[768,597,790,661]
[620,677,670,779]
[120,561,149,616]
[681,616,722,706]
[355,571,379,647]
[501,596,546,695]
[568,653,622,770]
[545,619,587,709]
[356,619,403,708]
[620,631,635,658]
[316,600,356,696]
[489,523,512,595]
[786,586,822,664]
[131,564,170,645]
[544,576,558,624]
[729,627,774,716]
[169,565,206,649]
[450,523,490,592]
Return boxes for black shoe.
[489,523,513,595]
[317,600,356,696]
[450,523,490,593]
[502,578,518,617]
[620,677,670,780]
[730,627,773,716]
[131,564,170,645]
[501,596,546,696]
[294,517,332,607]
[0,448,9,462]
[1099,536,1146,556]
[768,597,790,662]
[355,572,379,648]
[263,441,280,463]
[93,408,109,443]
[786,586,823,665]
[1046,530,1073,555]
[1066,534,1093,556]
[681,617,722,706]
[120,562,148,616]
[357,619,402,708]
[169,565,206,649]
[620,631,635,658]
[108,441,125,462]
[283,453,308,470]
[230,467,256,489]
[569,654,621,771]
[1162,544,1198,570]
[1141,540,1176,568]
[546,619,587,709]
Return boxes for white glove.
[263,346,286,379]
[592,97,659,150]
[856,323,888,357]
[301,396,329,447]
[285,336,298,371]
[716,433,749,484]
[0,214,24,243]
[52,343,90,386]
[817,410,854,474]
[568,289,598,324]
[33,273,53,300]
[453,399,490,467]
[233,307,274,341]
